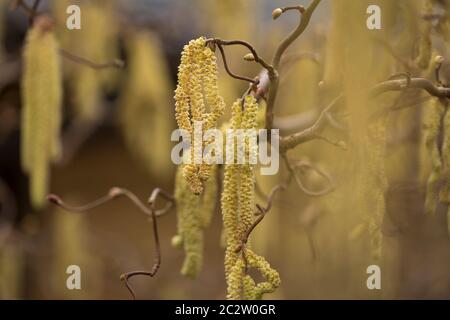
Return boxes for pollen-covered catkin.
[227,257,245,300]
[222,96,279,299]
[245,249,281,300]
[174,37,225,194]
[222,100,243,280]
[21,16,62,209]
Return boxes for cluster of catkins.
[21,16,62,209]
[174,37,280,299]
[174,37,225,195]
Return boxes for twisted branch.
[47,188,174,300]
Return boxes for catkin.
[173,164,219,278]
[119,31,173,178]
[415,0,433,69]
[221,96,279,299]
[424,98,447,215]
[21,17,62,209]
[174,37,225,194]
[245,249,281,300]
[68,1,120,122]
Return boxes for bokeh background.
[0,0,449,299]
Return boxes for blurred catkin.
[21,17,62,209]
[0,244,24,299]
[62,0,120,122]
[51,204,102,298]
[119,31,174,178]
[173,164,219,278]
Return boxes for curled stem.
[120,189,170,299]
[48,188,175,299]
[284,156,335,197]
[266,0,322,130]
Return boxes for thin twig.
[208,38,274,73]
[214,43,259,85]
[280,77,450,152]
[283,156,335,197]
[48,187,174,218]
[266,0,322,130]
[29,0,41,24]
[60,49,125,70]
[119,188,172,299]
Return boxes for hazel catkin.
[172,164,219,278]
[174,37,225,195]
[21,16,62,209]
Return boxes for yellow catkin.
[119,31,173,178]
[415,0,433,69]
[172,163,219,278]
[424,98,447,215]
[245,249,281,299]
[222,96,278,299]
[0,244,25,299]
[174,37,225,194]
[439,99,450,203]
[222,100,243,281]
[227,257,245,300]
[68,1,119,122]
[51,204,102,298]
[173,165,203,278]
[200,165,218,228]
[21,17,62,209]
[242,275,257,300]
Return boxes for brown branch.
[283,156,335,197]
[207,38,274,73]
[280,77,450,152]
[48,187,174,218]
[370,78,450,99]
[266,0,322,131]
[59,49,125,70]
[48,187,174,300]
[215,43,258,85]
[29,0,41,24]
[280,94,344,152]
[119,188,171,299]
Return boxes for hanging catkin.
[221,96,280,300]
[172,164,219,278]
[119,31,173,178]
[424,98,447,215]
[174,37,225,195]
[415,0,433,69]
[68,1,120,122]
[21,16,62,209]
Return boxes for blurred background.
[0,0,449,300]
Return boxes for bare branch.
[60,49,125,70]
[266,0,322,131]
